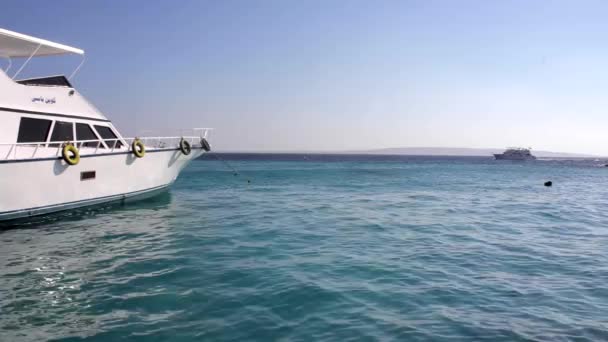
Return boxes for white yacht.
[493,147,536,161]
[0,28,211,221]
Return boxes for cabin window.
[17,117,52,143]
[94,125,122,148]
[76,123,103,148]
[49,121,74,147]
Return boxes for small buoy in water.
[544,181,552,187]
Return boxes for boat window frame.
[16,116,53,144]
[76,122,105,149]
[92,124,123,149]
[44,120,56,147]
[15,116,127,150]
[48,120,75,147]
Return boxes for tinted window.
[94,125,117,139]
[17,117,52,143]
[50,121,74,142]
[94,125,122,148]
[76,123,102,148]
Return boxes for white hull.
[493,154,536,161]
[0,28,213,222]
[0,148,204,221]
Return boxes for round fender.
[200,138,211,152]
[132,139,146,158]
[62,143,80,166]
[180,139,192,155]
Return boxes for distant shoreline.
[203,151,605,160]
[206,146,602,159]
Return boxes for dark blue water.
[2,154,608,341]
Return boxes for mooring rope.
[210,153,251,183]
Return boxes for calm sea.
[1,154,608,341]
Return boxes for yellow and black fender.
[132,139,145,158]
[179,138,192,155]
[62,143,80,165]
[200,138,211,152]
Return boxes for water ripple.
[2,157,608,341]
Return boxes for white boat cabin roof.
[0,28,109,123]
[0,28,84,58]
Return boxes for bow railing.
[0,135,208,161]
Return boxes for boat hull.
[493,154,536,161]
[0,148,204,221]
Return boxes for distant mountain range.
[356,147,599,159]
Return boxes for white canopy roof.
[0,28,84,58]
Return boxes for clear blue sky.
[2,1,608,154]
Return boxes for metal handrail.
[0,136,201,147]
[0,135,206,160]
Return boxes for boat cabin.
[0,28,127,159]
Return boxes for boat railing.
[0,135,207,160]
[123,136,201,149]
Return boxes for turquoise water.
[2,154,608,341]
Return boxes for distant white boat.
[494,147,536,161]
[0,28,212,221]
